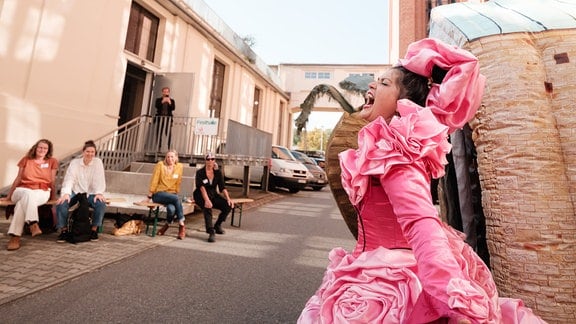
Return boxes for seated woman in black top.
[193,152,234,243]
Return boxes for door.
[149,73,195,154]
[118,64,147,126]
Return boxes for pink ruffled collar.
[339,101,451,206]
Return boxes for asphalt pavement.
[0,187,356,323]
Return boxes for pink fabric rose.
[298,247,421,324]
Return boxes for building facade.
[0,0,291,188]
[276,63,389,118]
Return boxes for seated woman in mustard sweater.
[145,150,186,239]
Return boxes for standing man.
[154,86,176,150]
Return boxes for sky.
[201,0,390,130]
[202,0,390,65]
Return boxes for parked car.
[224,145,309,193]
[295,149,326,169]
[291,150,328,191]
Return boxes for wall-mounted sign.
[194,118,219,135]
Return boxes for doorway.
[118,64,147,126]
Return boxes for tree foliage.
[242,35,256,48]
[293,127,331,151]
[294,75,373,135]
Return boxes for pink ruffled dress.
[298,39,546,324]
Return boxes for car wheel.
[312,186,323,191]
[288,188,300,193]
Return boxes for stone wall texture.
[466,30,576,322]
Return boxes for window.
[306,71,331,79]
[210,60,226,118]
[125,2,159,62]
[278,101,285,142]
[252,87,261,127]
[349,73,375,78]
[305,72,317,79]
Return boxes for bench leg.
[145,207,160,237]
[230,203,243,228]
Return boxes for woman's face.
[358,69,401,123]
[35,142,49,159]
[82,147,96,164]
[165,152,177,165]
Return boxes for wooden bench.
[132,197,253,235]
[230,198,254,228]
[1,199,58,233]
[133,200,196,237]
[0,199,58,207]
[1,198,125,233]
[133,201,164,237]
[192,198,254,228]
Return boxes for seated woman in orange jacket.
[2,139,58,251]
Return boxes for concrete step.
[129,162,197,177]
[105,170,195,197]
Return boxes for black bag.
[66,193,92,244]
[114,213,132,228]
[114,213,144,228]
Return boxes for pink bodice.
[353,177,410,256]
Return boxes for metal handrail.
[1,115,224,194]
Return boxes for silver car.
[291,150,328,191]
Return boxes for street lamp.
[320,126,324,151]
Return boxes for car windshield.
[272,146,295,161]
[291,151,316,165]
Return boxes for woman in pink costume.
[298,38,546,324]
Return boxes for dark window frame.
[125,2,159,62]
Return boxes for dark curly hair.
[26,139,53,159]
[392,65,447,107]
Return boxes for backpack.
[66,193,93,244]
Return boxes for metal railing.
[52,115,223,191]
[1,115,270,195]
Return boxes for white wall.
[0,0,131,187]
[0,0,290,188]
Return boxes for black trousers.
[154,116,173,149]
[195,193,231,234]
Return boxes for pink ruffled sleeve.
[399,38,486,134]
[381,165,497,323]
[340,102,451,206]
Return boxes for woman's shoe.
[7,235,21,251]
[29,222,42,237]
[177,224,186,240]
[156,224,169,236]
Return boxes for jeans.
[56,193,106,229]
[152,191,184,223]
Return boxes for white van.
[224,145,310,193]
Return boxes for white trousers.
[8,187,50,236]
